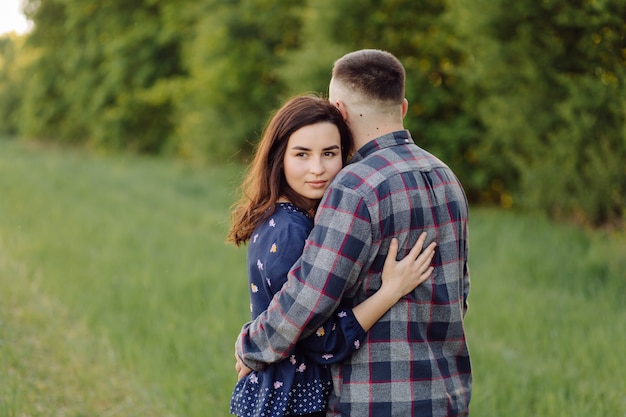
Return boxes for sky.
[0,0,31,36]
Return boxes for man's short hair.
[332,49,405,104]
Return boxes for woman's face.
[283,122,343,204]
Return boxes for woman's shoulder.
[276,202,312,221]
[250,203,312,243]
[268,203,312,229]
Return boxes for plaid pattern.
[237,130,472,417]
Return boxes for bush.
[468,0,626,225]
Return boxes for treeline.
[0,0,625,226]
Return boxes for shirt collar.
[348,130,414,164]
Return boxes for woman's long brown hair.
[227,95,353,246]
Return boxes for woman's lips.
[307,180,327,189]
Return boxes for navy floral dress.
[230,203,366,417]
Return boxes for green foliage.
[468,0,626,225]
[19,0,189,151]
[278,2,350,97]
[170,0,305,162]
[1,0,625,225]
[0,142,624,416]
[0,34,31,137]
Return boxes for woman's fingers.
[234,352,253,380]
[234,352,241,373]
[418,243,437,272]
[418,242,437,263]
[384,238,400,269]
[406,232,427,261]
[386,234,436,281]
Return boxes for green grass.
[0,139,624,416]
[466,209,625,415]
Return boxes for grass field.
[0,139,624,417]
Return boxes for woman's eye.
[324,151,338,157]
[296,152,307,158]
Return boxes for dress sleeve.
[263,222,309,296]
[297,303,367,365]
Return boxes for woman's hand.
[235,351,252,380]
[381,232,436,302]
[338,232,437,332]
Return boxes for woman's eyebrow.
[290,144,340,151]
[290,145,311,151]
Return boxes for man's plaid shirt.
[237,130,472,417]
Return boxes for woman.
[227,95,436,417]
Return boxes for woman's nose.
[309,157,325,174]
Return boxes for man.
[236,49,472,417]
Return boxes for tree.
[170,0,305,162]
[474,0,626,225]
[0,34,35,137]
[20,0,189,152]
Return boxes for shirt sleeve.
[236,185,373,370]
[297,303,367,365]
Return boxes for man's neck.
[342,99,406,151]
[351,121,405,151]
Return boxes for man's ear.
[334,100,349,122]
[401,98,409,119]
